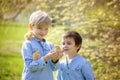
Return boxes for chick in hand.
[33,50,40,60]
[55,45,61,51]
[24,31,34,40]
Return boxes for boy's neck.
[67,53,78,60]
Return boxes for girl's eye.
[45,28,48,30]
[37,27,41,29]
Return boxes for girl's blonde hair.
[29,10,51,27]
[24,10,51,40]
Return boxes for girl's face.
[62,37,79,56]
[32,24,49,41]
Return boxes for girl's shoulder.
[45,40,53,45]
[22,38,38,47]
[22,39,31,45]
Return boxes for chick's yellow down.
[32,45,61,60]
[55,45,61,51]
[24,31,34,40]
[33,50,40,60]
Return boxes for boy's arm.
[81,61,95,80]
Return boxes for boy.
[57,31,95,80]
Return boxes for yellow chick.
[24,31,34,40]
[55,45,61,51]
[32,45,61,60]
[33,50,40,60]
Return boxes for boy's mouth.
[64,49,69,51]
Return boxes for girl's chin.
[38,37,43,40]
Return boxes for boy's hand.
[55,46,61,51]
[33,50,40,60]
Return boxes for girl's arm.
[48,44,64,71]
[21,41,47,72]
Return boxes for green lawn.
[0,53,23,80]
[0,21,26,80]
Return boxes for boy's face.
[32,24,49,41]
[62,37,79,56]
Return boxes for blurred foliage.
[0,0,32,20]
[0,0,120,80]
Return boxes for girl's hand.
[52,45,64,62]
[44,45,64,62]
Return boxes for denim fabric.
[57,55,94,80]
[21,38,57,80]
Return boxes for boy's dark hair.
[62,31,82,52]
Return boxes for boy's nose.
[63,45,67,48]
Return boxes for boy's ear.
[77,45,81,49]
[29,24,33,30]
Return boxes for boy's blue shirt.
[57,55,95,80]
[21,37,57,80]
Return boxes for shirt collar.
[66,54,79,63]
[32,37,46,42]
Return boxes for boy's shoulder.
[77,55,89,63]
[60,55,88,64]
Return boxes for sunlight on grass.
[0,53,23,80]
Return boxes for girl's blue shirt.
[57,55,95,80]
[21,37,57,80]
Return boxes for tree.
[0,0,32,20]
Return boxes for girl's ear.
[29,24,33,30]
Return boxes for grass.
[0,53,23,80]
[0,21,26,80]
[0,21,28,40]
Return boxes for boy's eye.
[62,42,65,45]
[67,42,71,45]
[62,42,71,45]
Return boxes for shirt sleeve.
[21,41,47,72]
[57,69,62,80]
[81,61,95,80]
[47,43,59,71]
[49,60,60,71]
